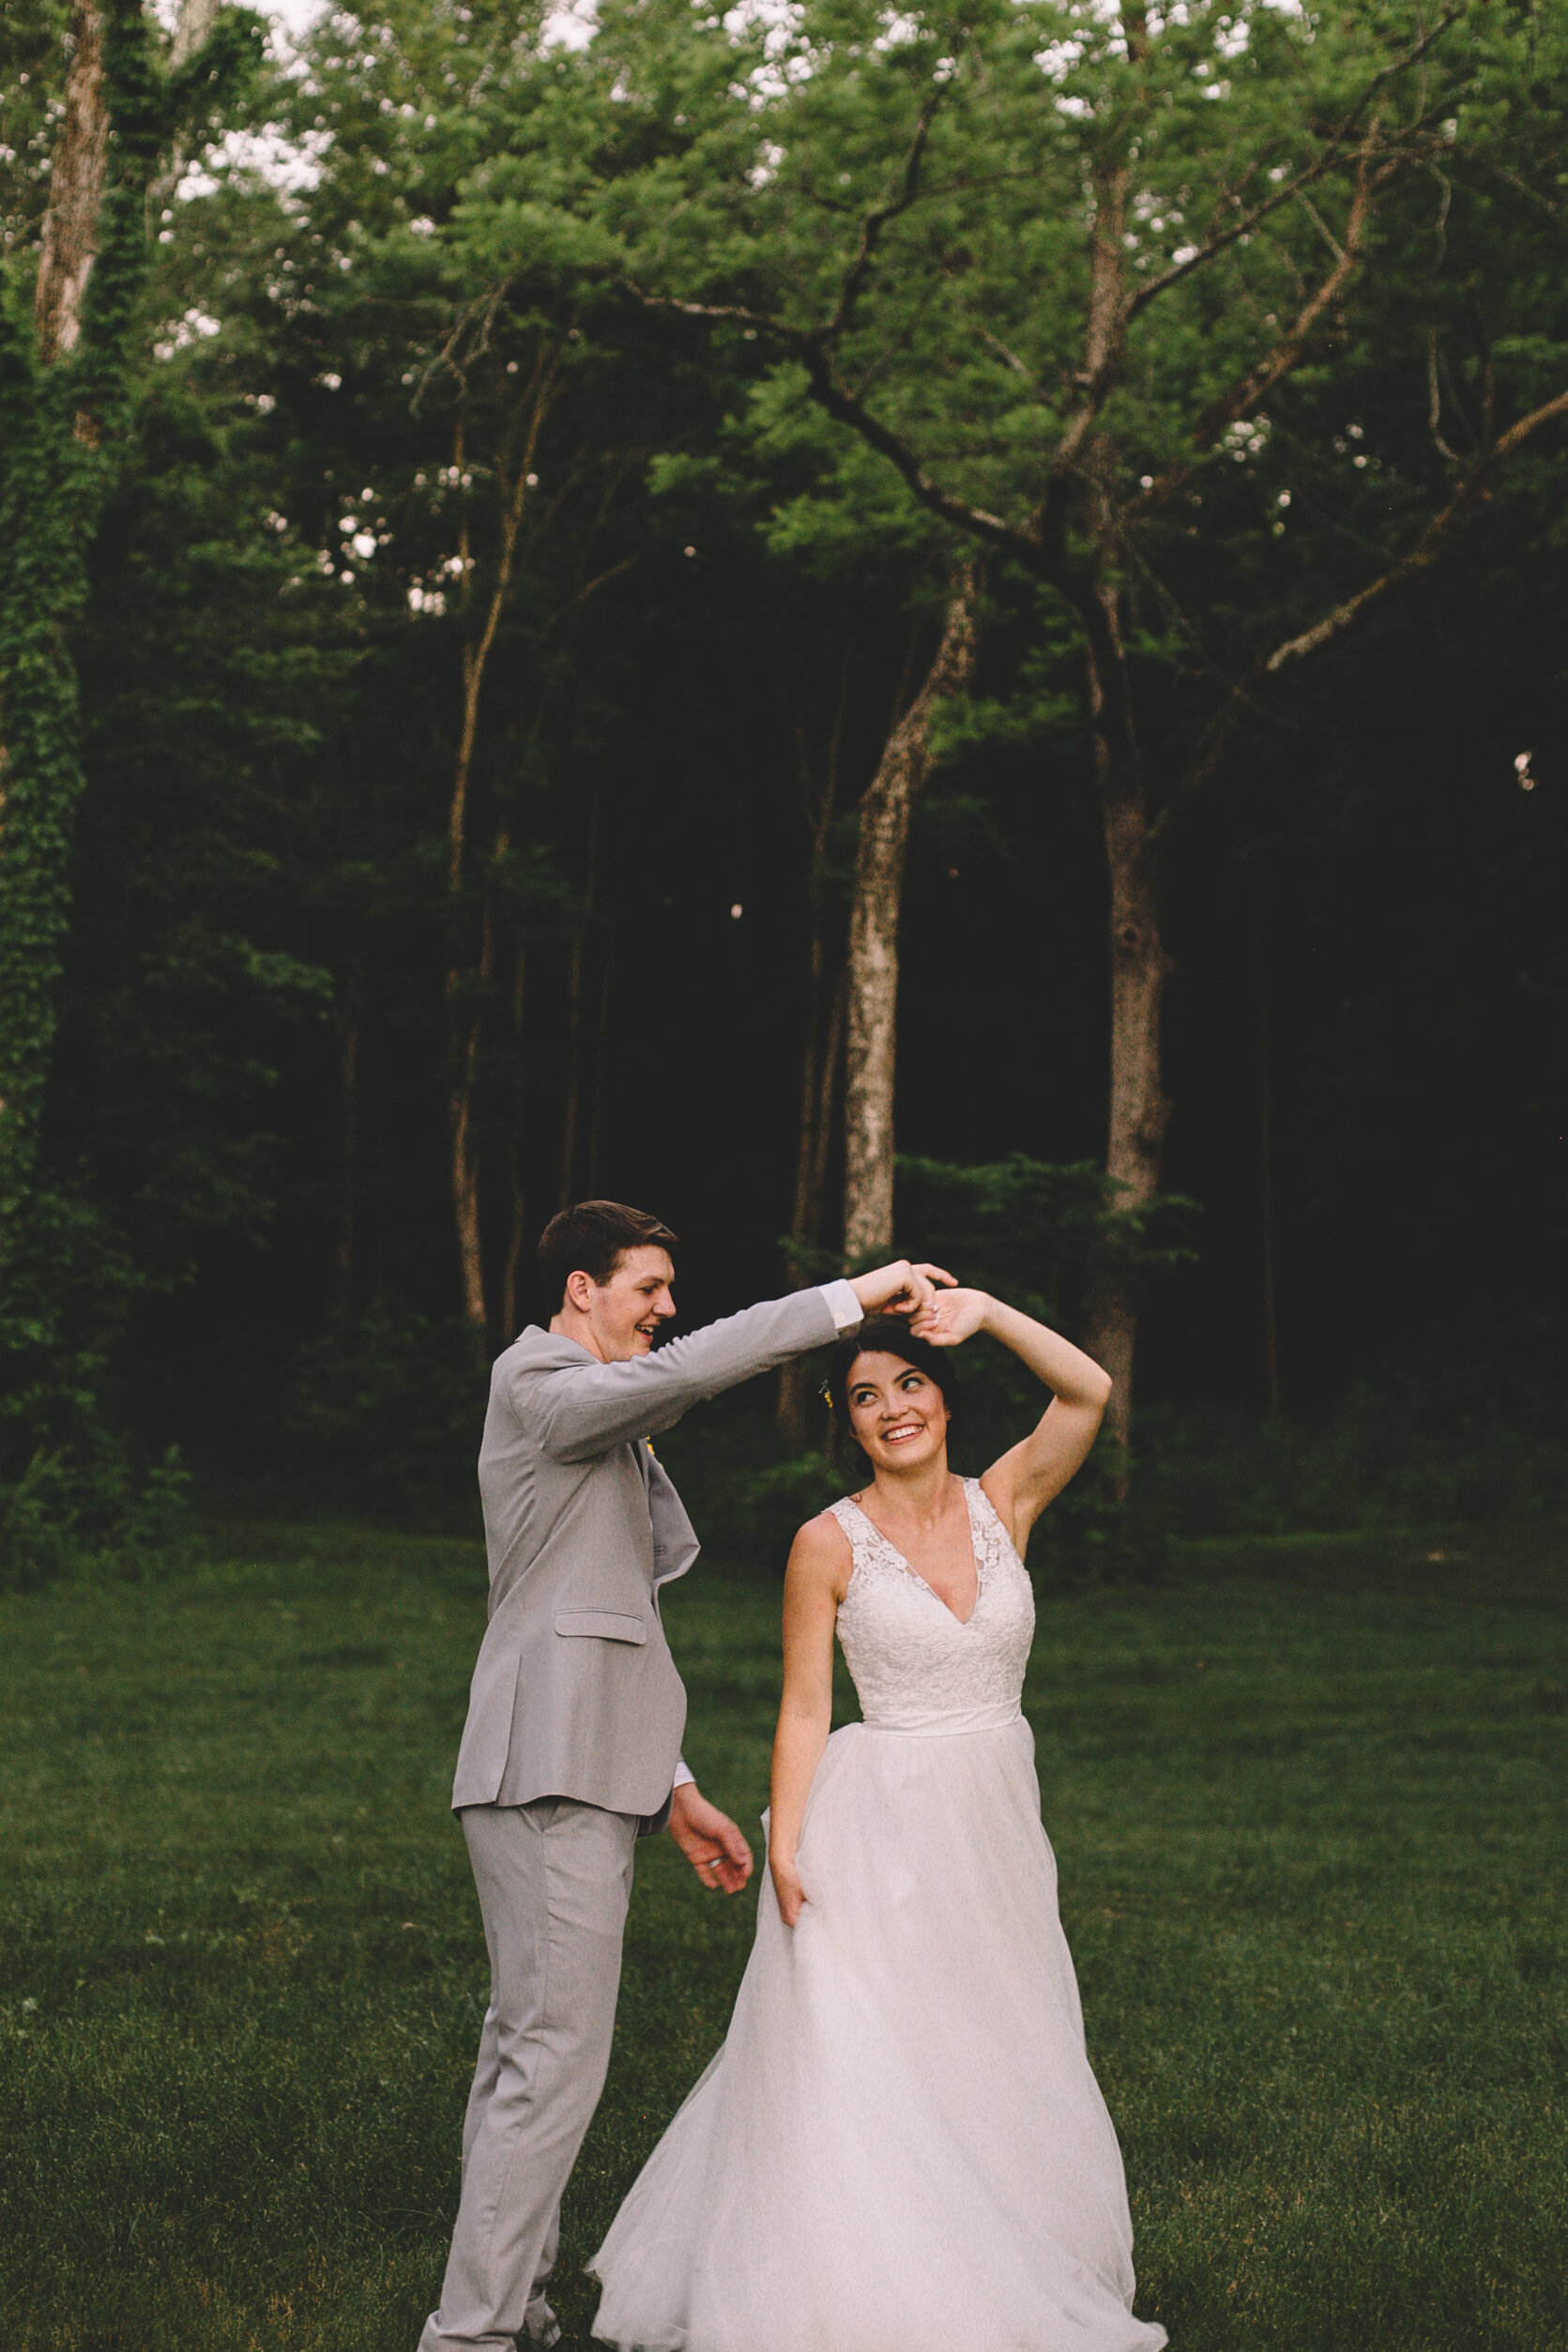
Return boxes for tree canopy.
[0,0,1563,1526]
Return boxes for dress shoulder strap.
[827,1492,898,1581]
[827,1493,873,1542]
[964,1476,1024,1565]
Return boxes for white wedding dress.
[589,1478,1165,2352]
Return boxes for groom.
[419,1199,938,2351]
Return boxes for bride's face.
[845,1352,950,1474]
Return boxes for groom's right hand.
[849,1260,955,1321]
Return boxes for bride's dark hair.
[827,1319,958,1450]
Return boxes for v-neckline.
[846,1481,982,1627]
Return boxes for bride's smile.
[847,1358,951,1474]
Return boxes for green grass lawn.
[1,1519,1565,2352]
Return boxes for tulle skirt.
[589,1716,1165,2352]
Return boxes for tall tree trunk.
[442,354,559,1328]
[449,870,500,1336]
[169,0,220,68]
[371,1012,389,1301]
[34,0,109,369]
[778,969,845,1446]
[586,914,615,1198]
[778,665,849,1442]
[556,777,601,1211]
[500,931,527,1340]
[145,0,223,215]
[327,953,364,1331]
[1079,575,1170,1455]
[842,566,981,1261]
[1256,880,1282,1417]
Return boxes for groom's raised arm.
[522,1282,864,1463]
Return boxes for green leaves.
[445,191,625,281]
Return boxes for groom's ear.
[562,1268,597,1315]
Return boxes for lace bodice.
[830,1478,1034,1735]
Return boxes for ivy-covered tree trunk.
[0,0,168,1465]
[0,0,157,1218]
[842,565,980,1261]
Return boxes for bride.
[590,1286,1166,2352]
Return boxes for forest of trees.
[1,0,1564,1549]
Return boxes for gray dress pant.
[419,1798,640,2351]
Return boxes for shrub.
[276,1293,490,1523]
[0,1455,80,1591]
[1136,1317,1568,1537]
[0,1443,194,1593]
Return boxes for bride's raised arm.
[911,1290,1113,1556]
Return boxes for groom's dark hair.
[538,1199,679,1315]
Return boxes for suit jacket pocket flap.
[554,1609,647,1644]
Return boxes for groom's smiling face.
[568,1245,677,1363]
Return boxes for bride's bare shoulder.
[784,1505,854,1597]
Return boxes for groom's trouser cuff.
[418,1797,638,2352]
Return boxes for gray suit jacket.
[451,1286,847,1820]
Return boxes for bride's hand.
[769,1848,807,1928]
[849,1259,957,1321]
[909,1286,990,1347]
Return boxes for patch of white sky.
[162,0,593,38]
[1038,0,1302,112]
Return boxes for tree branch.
[812,84,948,352]
[622,281,1036,560]
[1426,328,1463,463]
[1034,150,1130,559]
[1141,139,1380,515]
[1036,19,1462,552]
[1452,143,1565,231]
[1121,9,1462,328]
[799,342,1029,553]
[1264,386,1568,677]
[1295,187,1346,264]
[1466,275,1493,448]
[1149,383,1568,850]
[623,9,1467,595]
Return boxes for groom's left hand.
[669,1782,754,1893]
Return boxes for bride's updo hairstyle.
[828,1318,958,1455]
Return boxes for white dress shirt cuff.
[672,1757,695,1790]
[818,1277,863,1334]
